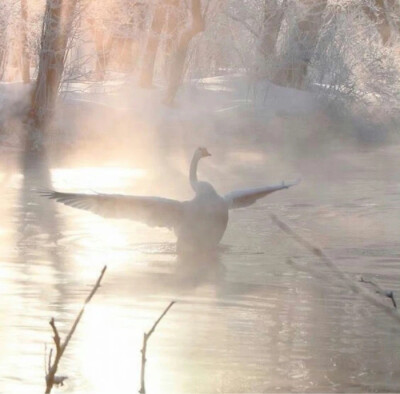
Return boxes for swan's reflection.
[174,248,226,286]
[104,246,227,300]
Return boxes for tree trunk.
[29,0,77,130]
[259,0,286,59]
[139,0,170,88]
[274,0,327,89]
[20,0,30,84]
[88,18,113,81]
[362,0,394,45]
[256,0,286,79]
[164,0,180,78]
[164,0,204,105]
[0,44,7,81]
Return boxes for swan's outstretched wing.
[224,179,300,209]
[41,190,183,228]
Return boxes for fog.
[1,1,400,393]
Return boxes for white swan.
[42,147,299,252]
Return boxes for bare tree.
[87,16,113,81]
[164,0,204,104]
[139,0,171,88]
[259,0,286,62]
[163,0,180,78]
[274,0,328,88]
[362,0,397,45]
[20,0,30,84]
[0,3,11,81]
[29,0,78,130]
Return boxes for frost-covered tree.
[0,0,395,133]
[20,0,30,83]
[30,0,78,129]
[140,0,175,88]
[164,0,205,104]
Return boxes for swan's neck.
[190,154,201,191]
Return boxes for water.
[1,142,400,393]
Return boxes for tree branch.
[139,301,175,394]
[360,277,397,308]
[224,10,259,39]
[45,265,107,393]
[49,318,61,354]
[271,214,400,323]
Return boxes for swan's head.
[195,147,211,159]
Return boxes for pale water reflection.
[1,145,400,393]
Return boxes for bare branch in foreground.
[48,347,52,375]
[139,301,176,394]
[287,258,397,309]
[271,214,400,323]
[286,258,335,282]
[45,265,107,393]
[360,277,397,308]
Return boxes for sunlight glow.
[50,166,148,276]
[51,167,146,191]
[79,303,173,394]
[228,151,266,163]
[80,304,141,393]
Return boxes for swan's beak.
[204,149,211,157]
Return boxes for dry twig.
[360,277,397,308]
[139,301,176,394]
[271,214,400,322]
[45,265,107,393]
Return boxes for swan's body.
[177,184,228,252]
[43,147,299,252]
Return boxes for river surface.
[0,141,400,393]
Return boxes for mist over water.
[1,0,400,390]
[0,0,400,388]
[1,82,400,393]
